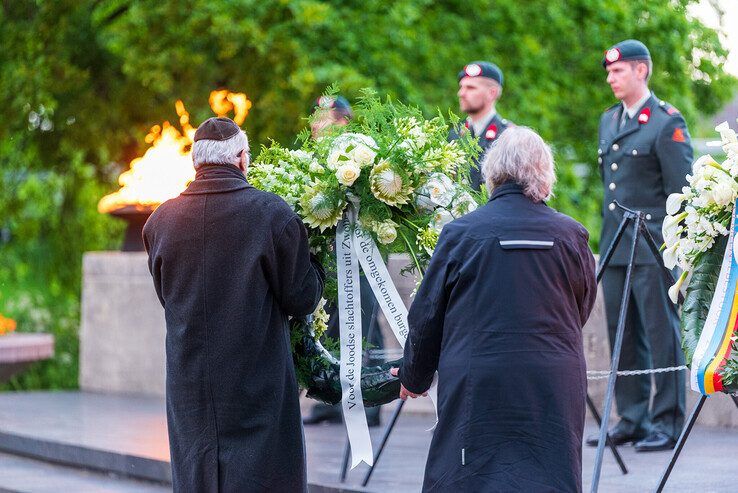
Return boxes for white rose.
[350,144,377,167]
[336,162,361,186]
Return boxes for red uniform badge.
[638,107,650,124]
[672,127,686,143]
[605,48,621,64]
[485,123,498,140]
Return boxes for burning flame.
[98,90,252,214]
[0,314,16,336]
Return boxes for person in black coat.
[449,61,514,191]
[396,127,597,492]
[143,117,325,492]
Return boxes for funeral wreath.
[251,89,480,405]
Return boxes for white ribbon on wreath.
[336,197,438,468]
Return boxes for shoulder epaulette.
[657,99,681,116]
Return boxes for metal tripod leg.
[655,395,707,493]
[585,212,634,478]
[362,399,405,486]
[590,213,642,492]
[586,395,628,474]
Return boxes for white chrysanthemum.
[350,144,377,167]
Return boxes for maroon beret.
[193,117,241,142]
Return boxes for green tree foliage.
[0,0,734,388]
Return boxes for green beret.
[458,61,503,86]
[603,39,651,67]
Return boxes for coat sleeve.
[398,227,459,394]
[576,231,598,326]
[266,215,325,317]
[142,220,166,308]
[656,114,693,197]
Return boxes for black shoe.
[634,432,676,452]
[585,427,646,447]
[302,405,342,425]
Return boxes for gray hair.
[192,130,249,169]
[481,126,556,202]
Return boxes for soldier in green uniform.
[450,61,514,191]
[586,40,693,452]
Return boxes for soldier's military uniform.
[450,61,514,191]
[598,40,693,447]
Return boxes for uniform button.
[611,163,618,171]
[612,143,619,151]
[632,149,638,156]
[659,101,665,106]
[598,148,603,155]
[609,182,616,191]
[598,157,603,164]
[608,202,616,211]
[646,214,652,220]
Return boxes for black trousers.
[601,265,685,439]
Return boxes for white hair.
[192,131,249,169]
[481,126,556,202]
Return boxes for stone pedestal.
[80,252,166,396]
[0,333,54,383]
[79,251,738,427]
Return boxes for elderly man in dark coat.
[397,127,597,492]
[143,117,325,492]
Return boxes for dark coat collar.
[182,164,252,195]
[488,181,525,202]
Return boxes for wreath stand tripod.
[589,202,738,492]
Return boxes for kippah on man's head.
[602,39,651,67]
[458,61,504,86]
[193,117,241,142]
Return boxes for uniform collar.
[488,181,524,201]
[181,164,252,195]
[468,107,497,137]
[610,93,657,143]
[622,91,652,119]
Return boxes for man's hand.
[390,368,427,400]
